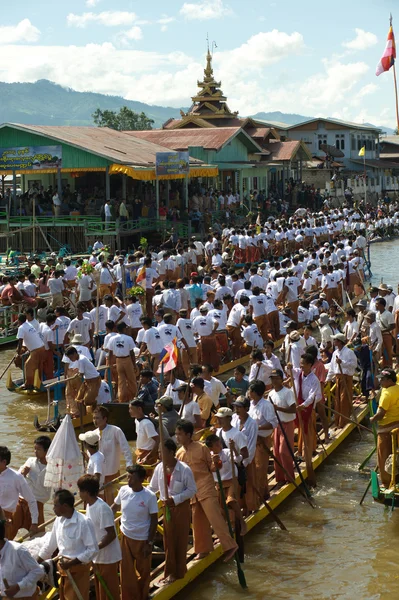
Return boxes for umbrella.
[44,415,84,493]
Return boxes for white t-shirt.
[79,275,93,301]
[136,418,158,451]
[181,400,201,424]
[126,302,143,329]
[19,457,51,503]
[17,322,44,351]
[143,327,164,354]
[48,277,64,295]
[87,451,105,486]
[54,316,71,344]
[97,380,111,404]
[79,356,100,380]
[176,318,197,348]
[64,265,78,281]
[86,498,122,564]
[67,317,92,344]
[90,306,108,333]
[115,485,158,540]
[109,334,136,357]
[249,295,267,317]
[269,386,296,423]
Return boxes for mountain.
[0,80,394,134]
[0,80,183,128]
[251,110,395,134]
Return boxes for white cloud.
[0,19,40,44]
[86,0,101,6]
[342,28,378,51]
[157,16,176,32]
[120,26,143,43]
[67,11,137,28]
[180,0,232,21]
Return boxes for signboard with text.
[155,151,189,177]
[0,145,62,171]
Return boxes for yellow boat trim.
[150,402,369,599]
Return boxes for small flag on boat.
[358,146,365,157]
[157,337,178,373]
[136,266,146,287]
[376,24,396,76]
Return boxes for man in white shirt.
[231,397,259,511]
[112,464,158,600]
[15,435,51,532]
[66,304,93,347]
[149,439,197,584]
[93,405,133,505]
[0,446,39,540]
[192,306,219,372]
[139,317,164,373]
[376,297,396,368]
[248,380,277,500]
[137,257,159,318]
[16,313,45,390]
[108,321,137,403]
[65,347,101,407]
[226,295,249,359]
[129,399,160,466]
[326,333,358,428]
[48,271,65,308]
[38,489,98,600]
[201,364,227,407]
[177,309,198,366]
[78,474,122,600]
[0,510,43,600]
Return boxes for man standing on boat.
[64,347,101,407]
[38,489,98,600]
[108,321,138,403]
[326,333,358,428]
[92,406,133,505]
[78,474,122,600]
[175,419,238,562]
[370,368,399,487]
[112,464,158,600]
[16,313,46,391]
[376,297,395,368]
[269,369,297,485]
[149,439,197,585]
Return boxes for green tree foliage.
[92,106,154,131]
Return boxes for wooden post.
[12,170,16,216]
[105,167,111,201]
[156,176,160,217]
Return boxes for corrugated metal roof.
[267,140,302,161]
[126,127,244,151]
[1,123,203,167]
[380,135,399,146]
[286,117,382,132]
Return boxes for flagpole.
[363,152,367,206]
[391,14,399,132]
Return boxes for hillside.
[0,80,393,133]
[0,80,183,128]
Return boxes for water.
[1,239,399,599]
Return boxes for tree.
[92,106,154,131]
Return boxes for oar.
[253,484,288,531]
[157,363,171,524]
[327,405,372,434]
[65,570,85,600]
[0,353,17,381]
[94,569,114,600]
[358,400,377,470]
[268,449,316,509]
[271,402,314,499]
[214,465,247,589]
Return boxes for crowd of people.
[2,201,399,599]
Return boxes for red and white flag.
[376,25,396,76]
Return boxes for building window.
[351,136,356,151]
[318,134,327,149]
[340,138,345,150]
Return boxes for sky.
[1,0,398,126]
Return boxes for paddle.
[157,363,171,524]
[268,449,316,509]
[327,406,372,434]
[0,353,17,381]
[358,400,377,471]
[252,483,288,531]
[271,402,314,499]
[214,464,247,589]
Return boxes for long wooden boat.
[36,396,369,600]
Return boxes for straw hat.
[70,334,84,344]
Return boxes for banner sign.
[0,145,62,171]
[155,151,189,176]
